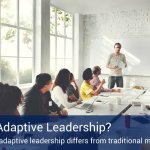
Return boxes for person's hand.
[101,79,105,85]
[50,111,58,116]
[60,109,68,116]
[76,100,82,104]
[114,66,119,69]
[108,65,118,69]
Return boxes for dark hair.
[82,68,93,80]
[114,43,121,48]
[92,66,101,75]
[0,84,22,115]
[0,82,3,86]
[69,73,74,81]
[36,73,52,89]
[54,69,70,93]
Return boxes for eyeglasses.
[115,47,120,48]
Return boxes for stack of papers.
[110,60,125,69]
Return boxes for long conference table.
[67,88,150,150]
[67,88,150,116]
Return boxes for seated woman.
[91,66,120,92]
[0,83,23,115]
[66,73,80,102]
[52,69,81,109]
[80,68,105,101]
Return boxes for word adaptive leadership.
[0,121,111,135]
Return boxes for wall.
[74,14,84,85]
[83,8,150,88]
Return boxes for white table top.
[68,91,133,115]
[68,89,149,116]
[124,96,150,115]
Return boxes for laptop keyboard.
[81,103,91,109]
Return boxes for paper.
[110,59,125,69]
[118,61,126,69]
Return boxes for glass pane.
[65,13,73,38]
[19,30,33,57]
[57,37,64,58]
[1,0,17,25]
[1,26,17,56]
[50,36,55,58]
[50,6,56,34]
[0,57,17,85]
[56,59,64,73]
[50,59,56,78]
[65,59,73,72]
[19,58,32,84]
[57,9,64,35]
[19,0,33,29]
[66,39,73,58]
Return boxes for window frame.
[0,0,35,86]
[50,4,74,77]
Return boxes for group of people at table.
[0,43,127,115]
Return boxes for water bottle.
[125,114,130,128]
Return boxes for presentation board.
[90,37,150,76]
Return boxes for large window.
[0,0,34,85]
[50,5,73,77]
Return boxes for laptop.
[75,96,98,110]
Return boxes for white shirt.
[51,86,77,109]
[107,53,127,76]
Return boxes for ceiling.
[51,0,150,14]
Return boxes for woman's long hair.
[54,69,70,93]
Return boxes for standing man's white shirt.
[107,53,127,76]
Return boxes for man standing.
[21,73,68,115]
[106,43,127,89]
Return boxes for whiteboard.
[89,37,150,76]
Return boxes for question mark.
[106,122,111,132]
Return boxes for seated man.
[91,66,120,92]
[21,73,67,115]
[80,68,105,100]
